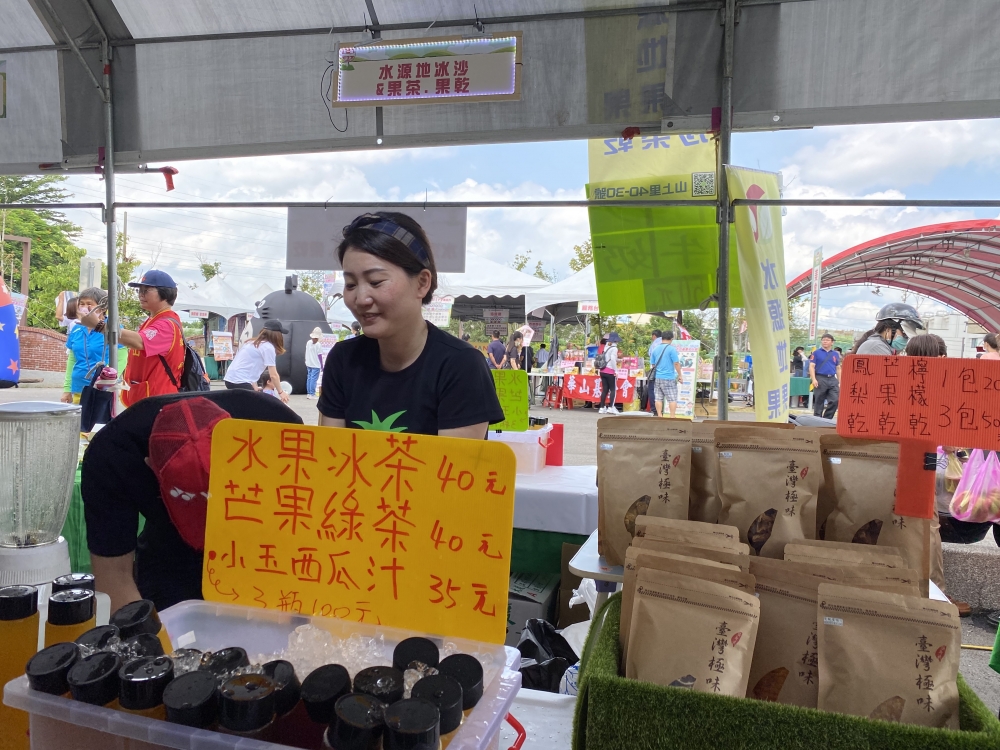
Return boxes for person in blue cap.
[83,269,185,407]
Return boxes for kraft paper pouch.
[746,557,827,707]
[817,583,960,728]
[688,421,794,524]
[633,537,751,571]
[635,516,740,545]
[779,556,923,597]
[784,542,907,570]
[620,549,751,659]
[633,527,746,554]
[627,568,760,696]
[716,427,822,558]
[597,418,693,565]
[819,436,931,595]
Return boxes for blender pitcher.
[0,402,81,586]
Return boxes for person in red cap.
[81,390,302,612]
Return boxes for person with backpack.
[596,332,620,414]
[223,320,290,403]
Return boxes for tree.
[568,239,593,273]
[511,251,531,272]
[533,261,557,283]
[101,230,145,331]
[296,271,324,302]
[198,257,223,282]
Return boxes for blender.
[0,402,81,586]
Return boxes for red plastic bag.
[950,450,1000,523]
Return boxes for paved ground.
[8,378,1000,715]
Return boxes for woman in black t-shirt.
[317,212,504,437]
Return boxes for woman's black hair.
[985,332,999,351]
[849,320,898,355]
[338,211,438,304]
[157,286,178,306]
[905,334,942,358]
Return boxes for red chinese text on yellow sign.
[203,420,517,644]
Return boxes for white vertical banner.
[808,247,823,340]
[673,339,701,419]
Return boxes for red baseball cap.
[148,398,230,551]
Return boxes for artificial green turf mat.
[573,594,1000,750]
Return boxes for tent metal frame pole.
[716,0,736,421]
[103,41,120,374]
[113,199,714,209]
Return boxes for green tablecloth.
[790,376,812,396]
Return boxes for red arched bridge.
[787,220,1000,331]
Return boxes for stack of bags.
[598,417,958,729]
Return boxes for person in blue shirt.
[61,287,113,404]
[808,333,842,419]
[651,330,683,418]
[644,329,663,415]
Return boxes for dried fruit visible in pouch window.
[624,495,651,537]
[751,667,789,702]
[748,509,778,555]
[852,519,883,545]
[868,695,906,722]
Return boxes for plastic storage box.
[488,426,551,475]
[4,599,521,750]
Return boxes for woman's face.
[77,297,102,320]
[341,248,431,339]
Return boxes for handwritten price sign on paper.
[203,420,516,644]
[491,370,529,431]
[838,355,1000,450]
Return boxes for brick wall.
[19,326,68,373]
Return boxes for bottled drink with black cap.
[199,647,249,681]
[295,663,351,748]
[354,666,405,705]
[25,642,79,696]
[75,624,120,654]
[122,632,165,658]
[51,573,95,593]
[44,589,96,647]
[217,673,277,740]
[411,675,463,748]
[437,654,484,717]
[392,637,440,673]
[262,659,313,747]
[325,694,386,750]
[383,698,441,750]
[109,599,172,655]
[163,670,219,728]
[68,652,122,707]
[1,585,39,750]
[118,655,174,719]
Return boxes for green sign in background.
[492,369,530,431]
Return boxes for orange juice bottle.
[44,589,96,647]
[110,600,172,655]
[0,585,39,750]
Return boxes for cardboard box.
[505,572,559,647]
[559,542,590,628]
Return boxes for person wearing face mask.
[318,212,504,438]
[850,302,925,356]
[61,287,117,404]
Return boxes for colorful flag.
[0,279,21,388]
[675,322,693,340]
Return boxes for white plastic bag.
[569,578,598,618]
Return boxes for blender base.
[0,537,71,586]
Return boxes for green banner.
[492,369,529,431]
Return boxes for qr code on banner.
[692,171,716,197]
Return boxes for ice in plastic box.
[4,599,521,750]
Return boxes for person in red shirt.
[118,270,185,407]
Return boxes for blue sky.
[63,118,1000,331]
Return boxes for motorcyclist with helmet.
[850,302,925,356]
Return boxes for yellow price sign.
[491,370,529,431]
[203,420,516,644]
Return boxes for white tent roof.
[250,283,274,305]
[174,275,257,319]
[326,298,357,327]
[524,263,597,315]
[437,254,549,299]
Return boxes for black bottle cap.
[47,589,95,626]
[0,585,37,621]
[75,624,120,651]
[392,637,439,672]
[301,663,351,724]
[354,666,404,706]
[26,642,79,695]
[383,698,441,750]
[109,600,162,639]
[163,670,219,728]
[124,632,165,658]
[52,573,95,593]
[199,647,250,680]
[67,652,121,706]
[438,654,484,710]
[263,659,302,717]
[218,674,276,733]
[411,675,463,734]
[118,655,174,710]
[329,693,386,750]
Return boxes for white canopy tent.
[524,264,597,317]
[438,253,550,322]
[173,274,258,319]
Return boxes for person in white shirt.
[305,327,324,399]
[597,332,620,414]
[223,319,289,403]
[536,343,549,369]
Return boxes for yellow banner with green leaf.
[726,166,790,423]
